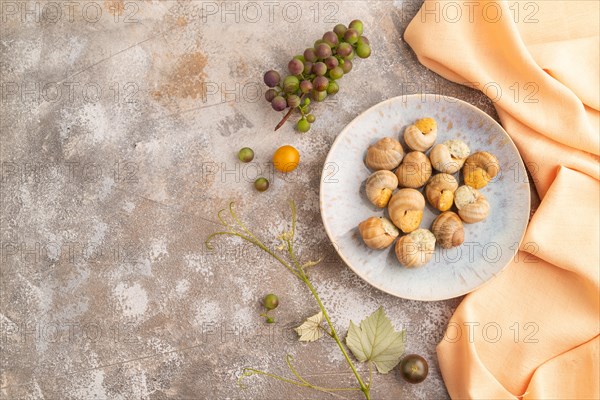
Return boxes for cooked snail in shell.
[365,137,404,171]
[462,151,500,189]
[404,118,437,152]
[395,151,432,189]
[425,173,459,212]
[429,140,470,174]
[395,228,436,268]
[365,170,398,208]
[358,217,400,249]
[431,212,464,249]
[454,185,490,223]
[388,188,425,233]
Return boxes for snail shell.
[395,151,432,189]
[365,137,404,171]
[429,140,470,174]
[454,185,490,223]
[358,217,400,249]
[404,118,438,151]
[395,228,436,268]
[431,212,464,249]
[388,188,425,233]
[462,151,500,189]
[365,170,398,208]
[425,173,459,212]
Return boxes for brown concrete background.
[1,1,512,398]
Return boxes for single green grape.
[357,36,370,46]
[329,67,344,80]
[356,43,371,58]
[263,294,279,310]
[344,28,359,44]
[326,81,339,95]
[306,114,316,123]
[293,54,305,62]
[312,89,327,102]
[287,94,301,108]
[297,118,310,133]
[254,177,269,192]
[349,19,364,36]
[283,75,300,93]
[333,24,347,39]
[238,147,254,162]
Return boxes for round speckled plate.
[320,94,530,301]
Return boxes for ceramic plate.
[320,94,530,301]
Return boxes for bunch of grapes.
[263,20,371,133]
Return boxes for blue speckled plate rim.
[319,94,531,301]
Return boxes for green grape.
[341,59,353,73]
[336,42,353,57]
[302,98,311,106]
[293,54,305,62]
[333,24,347,39]
[303,61,313,75]
[313,76,329,91]
[254,177,270,192]
[287,94,301,108]
[344,28,359,44]
[283,75,300,93]
[356,43,371,58]
[345,50,355,61]
[312,89,327,102]
[312,62,327,76]
[306,114,316,123]
[238,147,254,163]
[329,66,344,80]
[326,81,339,95]
[357,36,370,46]
[297,118,310,133]
[263,293,279,309]
[303,48,317,62]
[349,19,364,36]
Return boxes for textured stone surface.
[1,1,508,398]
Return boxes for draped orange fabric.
[405,1,600,398]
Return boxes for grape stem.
[206,201,371,400]
[274,107,295,131]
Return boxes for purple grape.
[264,70,280,87]
[288,59,304,75]
[340,59,353,74]
[315,43,332,59]
[324,56,338,70]
[312,62,327,76]
[313,76,329,91]
[300,80,313,94]
[322,31,339,47]
[271,96,287,111]
[336,42,352,57]
[265,88,277,102]
[304,48,317,62]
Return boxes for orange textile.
[405,1,600,398]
